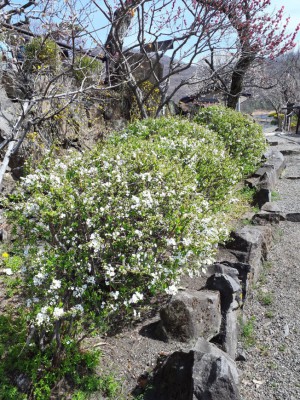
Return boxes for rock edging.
[135,149,285,400]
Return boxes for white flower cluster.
[50,279,61,290]
[129,292,144,304]
[36,307,50,326]
[33,271,47,286]
[53,307,64,319]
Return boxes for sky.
[273,0,300,49]
[282,0,300,36]
[92,0,300,50]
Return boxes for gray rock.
[246,150,285,208]
[219,261,251,303]
[159,290,221,342]
[253,165,277,190]
[223,307,239,359]
[193,352,240,400]
[253,187,271,208]
[0,228,9,242]
[206,273,241,312]
[285,213,300,222]
[206,263,239,281]
[206,273,241,359]
[236,349,247,362]
[266,139,279,146]
[1,172,16,195]
[0,84,20,139]
[252,211,281,225]
[193,337,239,384]
[143,350,240,400]
[109,118,127,131]
[263,149,286,178]
[216,247,239,263]
[261,202,281,213]
[244,176,260,189]
[166,100,179,115]
[225,226,272,283]
[280,148,300,155]
[254,225,273,255]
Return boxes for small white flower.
[4,268,13,276]
[86,276,96,284]
[33,271,47,286]
[71,304,84,315]
[110,291,119,300]
[165,284,178,296]
[53,307,64,319]
[112,231,120,239]
[105,266,115,278]
[166,238,176,246]
[129,292,144,304]
[50,279,61,290]
[73,285,87,298]
[182,237,192,246]
[35,307,49,326]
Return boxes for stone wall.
[133,148,285,400]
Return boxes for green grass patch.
[240,316,256,347]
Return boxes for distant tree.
[0,0,105,187]
[196,0,300,109]
[259,51,300,128]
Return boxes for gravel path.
[239,133,300,400]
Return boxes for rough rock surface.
[206,273,241,359]
[225,225,272,283]
[159,290,222,342]
[143,350,240,400]
[0,83,19,139]
[246,149,285,208]
[193,337,240,385]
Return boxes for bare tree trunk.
[129,82,148,119]
[0,101,31,188]
[227,54,255,109]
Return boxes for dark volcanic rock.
[143,350,240,400]
[158,290,221,342]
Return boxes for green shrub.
[268,111,284,119]
[120,117,242,205]
[290,114,298,130]
[24,37,60,71]
[73,55,102,83]
[194,106,267,175]
[0,312,101,399]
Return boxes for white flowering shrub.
[2,116,266,397]
[6,135,231,330]
[194,106,267,175]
